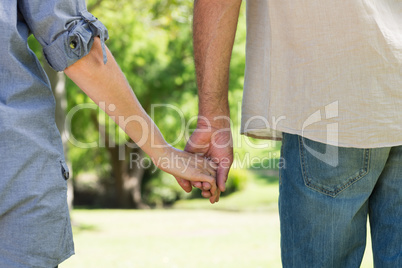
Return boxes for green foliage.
[72,1,266,206]
[66,0,202,180]
[222,168,250,196]
[142,170,189,207]
[27,36,42,59]
[28,0,278,206]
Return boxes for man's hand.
[175,118,233,203]
[153,146,218,198]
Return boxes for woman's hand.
[151,146,219,203]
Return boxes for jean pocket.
[299,136,370,197]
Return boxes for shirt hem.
[53,250,75,267]
[241,126,402,149]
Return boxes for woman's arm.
[64,37,219,203]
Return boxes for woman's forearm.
[64,37,169,160]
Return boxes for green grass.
[61,209,280,268]
[60,169,374,268]
[174,172,280,212]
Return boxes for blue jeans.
[279,133,402,268]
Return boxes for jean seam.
[279,134,285,185]
[299,136,371,197]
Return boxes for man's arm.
[194,0,241,121]
[176,0,241,198]
[65,38,219,200]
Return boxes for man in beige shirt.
[175,0,402,267]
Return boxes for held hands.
[152,146,219,201]
[154,118,233,204]
[174,119,234,204]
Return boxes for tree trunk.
[93,112,148,209]
[107,144,148,208]
[109,144,131,207]
[126,147,148,209]
[43,61,74,210]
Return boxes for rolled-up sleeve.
[19,0,109,71]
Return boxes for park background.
[28,0,374,267]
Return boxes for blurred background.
[28,0,373,267]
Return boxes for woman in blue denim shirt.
[0,1,219,267]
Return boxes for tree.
[29,0,247,208]
[65,0,200,207]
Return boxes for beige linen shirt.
[241,0,402,148]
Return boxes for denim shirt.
[0,1,108,266]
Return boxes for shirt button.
[69,40,77,49]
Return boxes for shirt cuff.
[43,10,109,72]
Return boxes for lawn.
[60,170,374,268]
[61,209,280,268]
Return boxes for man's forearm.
[193,0,242,125]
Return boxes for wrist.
[198,95,229,126]
[149,144,175,169]
[144,135,171,162]
[196,113,231,130]
[198,103,229,121]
